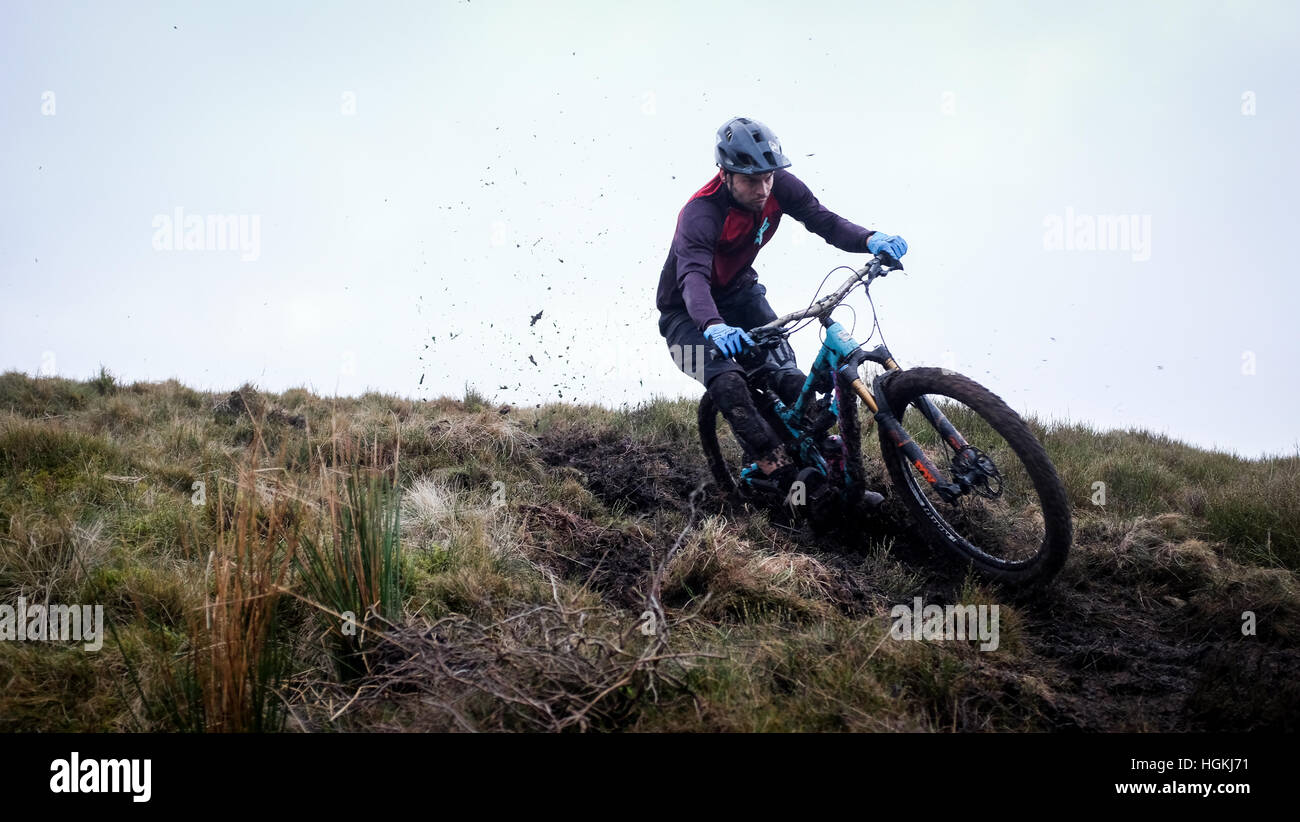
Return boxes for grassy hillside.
[1,368,1297,732]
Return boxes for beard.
[725,176,765,212]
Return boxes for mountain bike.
[697,254,1072,587]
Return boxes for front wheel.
[877,367,1072,587]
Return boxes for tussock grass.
[404,486,549,622]
[0,640,129,731]
[0,509,110,602]
[0,370,96,416]
[611,395,699,442]
[149,437,299,732]
[1,369,1296,732]
[1041,419,1300,572]
[663,515,838,621]
[428,410,538,461]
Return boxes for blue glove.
[867,232,908,259]
[703,323,754,357]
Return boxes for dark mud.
[532,426,1300,732]
[538,428,704,517]
[517,500,656,611]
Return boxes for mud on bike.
[697,253,1072,587]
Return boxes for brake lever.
[748,326,788,347]
[876,251,905,274]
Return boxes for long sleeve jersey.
[655,168,876,331]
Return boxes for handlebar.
[754,253,904,335]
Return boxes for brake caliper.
[950,446,1003,499]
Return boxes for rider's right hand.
[867,232,908,259]
[703,323,755,357]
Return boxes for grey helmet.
[715,116,792,174]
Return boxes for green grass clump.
[295,456,404,679]
[0,371,96,417]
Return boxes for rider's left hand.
[867,232,908,259]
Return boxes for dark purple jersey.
[655,168,876,330]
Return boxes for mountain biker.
[655,116,908,502]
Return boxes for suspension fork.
[837,358,965,503]
[899,395,973,454]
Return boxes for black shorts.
[657,281,801,390]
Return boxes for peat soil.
[537,426,1300,732]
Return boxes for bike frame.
[743,258,977,503]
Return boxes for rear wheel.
[699,377,864,523]
[698,390,745,498]
[877,367,1072,587]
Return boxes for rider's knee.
[774,370,808,405]
[706,370,750,411]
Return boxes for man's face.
[723,169,774,213]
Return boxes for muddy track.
[539,427,703,517]
[534,428,1300,732]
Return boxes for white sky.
[2,0,1297,458]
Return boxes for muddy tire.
[877,367,1072,587]
[833,368,867,495]
[697,387,789,505]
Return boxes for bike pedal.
[859,489,886,510]
[744,464,801,501]
[793,466,829,495]
[783,467,831,510]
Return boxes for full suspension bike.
[697,254,1072,587]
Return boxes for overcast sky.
[2,0,1297,458]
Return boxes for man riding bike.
[655,116,909,504]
